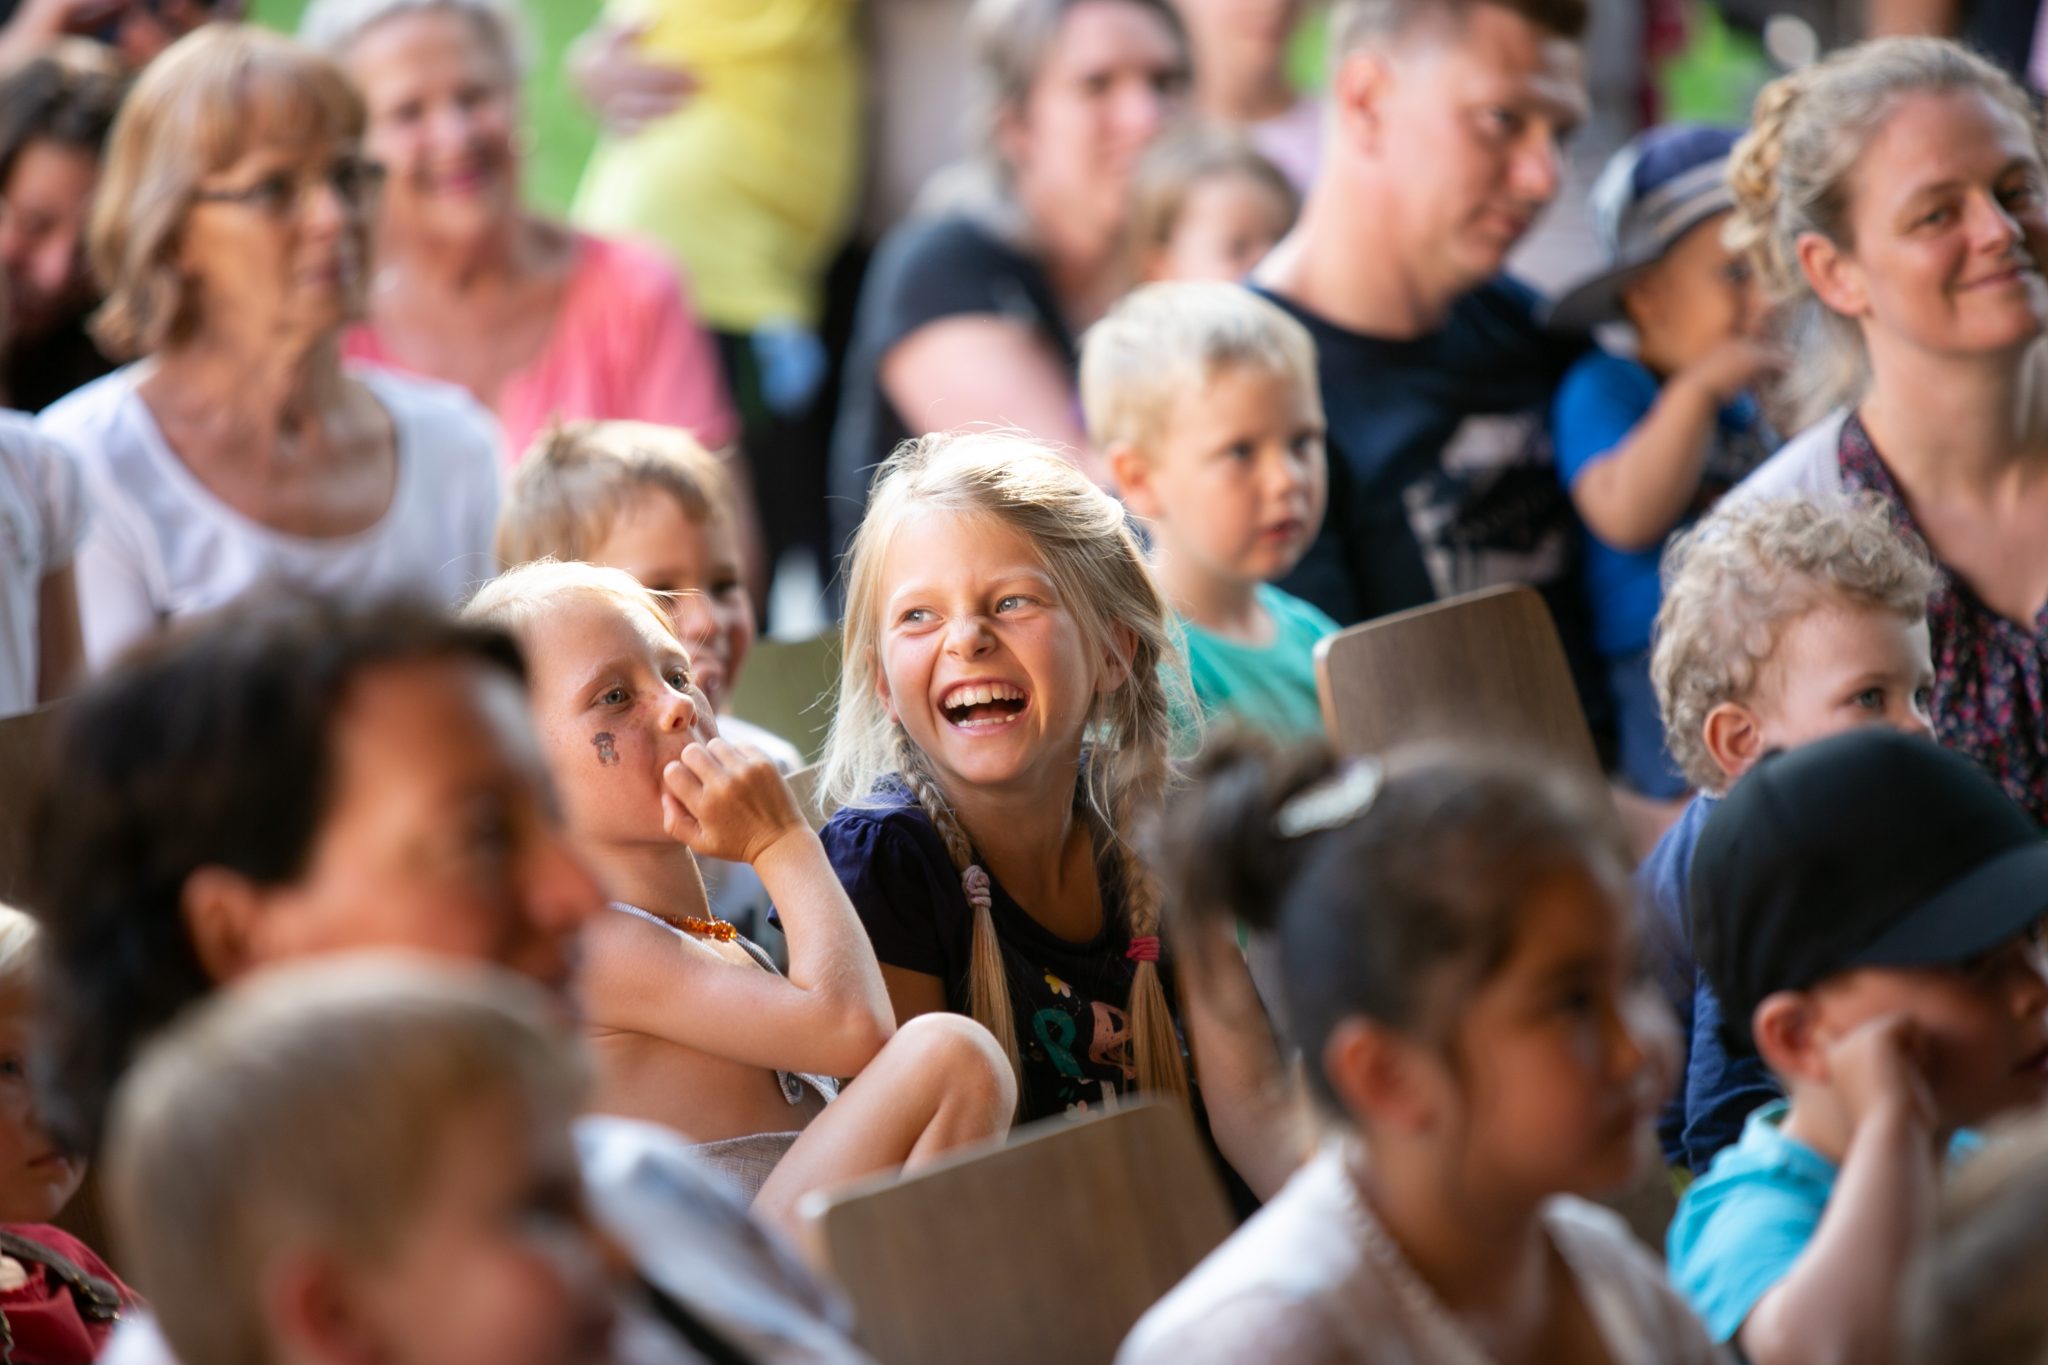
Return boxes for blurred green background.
[248,0,605,215]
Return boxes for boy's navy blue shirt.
[1640,792,1783,1170]
[1255,278,1586,626]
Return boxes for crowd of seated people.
[0,0,2047,1362]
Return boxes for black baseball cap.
[1690,729,2048,1054]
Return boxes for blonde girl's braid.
[894,730,1024,1085]
[1093,645,1191,1106]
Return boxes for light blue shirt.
[1665,1101,1832,1342]
[1666,1099,1982,1344]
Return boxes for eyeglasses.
[191,156,388,219]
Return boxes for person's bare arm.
[879,316,1102,484]
[35,565,81,703]
[568,16,699,136]
[1864,0,1961,36]
[1178,917,1313,1201]
[588,738,898,1076]
[1735,1014,1939,1365]
[1569,339,1774,552]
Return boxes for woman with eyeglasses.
[303,0,740,485]
[36,24,501,671]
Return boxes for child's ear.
[1702,700,1766,785]
[264,1250,381,1365]
[1322,1017,1445,1133]
[1105,440,1158,514]
[1752,990,1828,1084]
[1331,49,1391,155]
[1797,229,1869,319]
[871,655,899,726]
[180,865,269,985]
[1096,621,1139,696]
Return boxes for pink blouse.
[345,232,738,465]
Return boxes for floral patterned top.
[1840,413,2048,824]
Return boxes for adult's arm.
[880,316,1101,483]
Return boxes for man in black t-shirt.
[1252,0,1591,627]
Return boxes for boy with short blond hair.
[499,419,799,771]
[1642,495,1938,1171]
[1084,281,1335,741]
[104,958,619,1365]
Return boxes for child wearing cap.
[1645,496,1937,1172]
[1549,125,1778,800]
[1667,729,2048,1365]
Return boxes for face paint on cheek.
[592,732,619,767]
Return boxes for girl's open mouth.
[940,682,1028,730]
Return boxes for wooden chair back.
[1315,584,1601,777]
[811,1101,1233,1365]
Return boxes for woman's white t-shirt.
[1118,1143,1720,1365]
[0,411,87,717]
[39,365,501,670]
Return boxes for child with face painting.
[1120,738,1717,1364]
[466,563,1014,1244]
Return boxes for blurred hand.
[1826,1011,1937,1137]
[1682,336,1782,407]
[570,18,698,136]
[660,738,806,865]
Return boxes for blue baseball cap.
[1548,124,1744,332]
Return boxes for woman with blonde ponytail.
[820,430,1289,1190]
[1726,36,2048,824]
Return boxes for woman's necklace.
[644,908,739,942]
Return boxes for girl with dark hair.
[1121,736,1715,1364]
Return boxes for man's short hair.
[1329,0,1589,56]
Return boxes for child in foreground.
[1120,737,1715,1363]
[105,958,627,1365]
[1548,125,1776,800]
[1644,496,1936,1170]
[1668,729,2048,1364]
[1085,281,1335,742]
[469,561,1013,1237]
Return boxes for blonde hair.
[1651,496,1936,792]
[496,421,735,570]
[464,558,682,654]
[104,958,586,1365]
[1081,281,1320,454]
[90,25,365,358]
[0,903,39,995]
[821,431,1190,1104]
[1726,37,2043,432]
[1128,126,1298,266]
